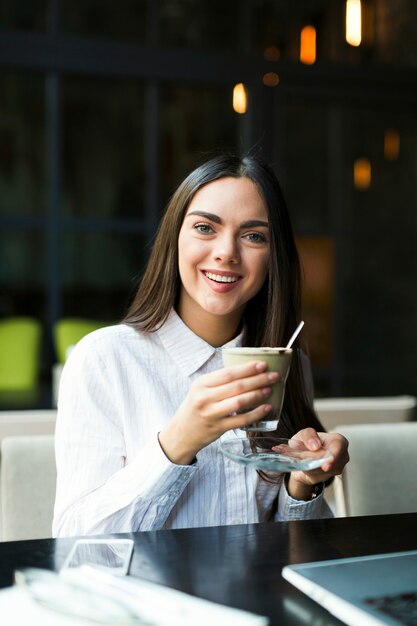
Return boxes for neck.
[176,305,243,347]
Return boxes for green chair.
[0,317,42,406]
[53,318,109,364]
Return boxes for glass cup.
[222,347,293,432]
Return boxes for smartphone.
[61,538,134,576]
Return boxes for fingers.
[191,361,279,421]
[289,430,350,485]
[167,361,280,457]
[213,370,279,404]
[199,362,279,403]
[221,403,273,431]
[203,360,270,387]
[318,432,349,474]
[212,386,273,420]
[291,429,349,466]
[291,427,322,451]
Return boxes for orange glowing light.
[354,158,371,190]
[300,25,316,65]
[346,0,362,46]
[262,72,280,87]
[384,129,400,161]
[233,83,247,114]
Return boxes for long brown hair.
[124,153,324,437]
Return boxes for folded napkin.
[1,566,268,626]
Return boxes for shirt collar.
[157,309,243,377]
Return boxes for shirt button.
[232,518,243,524]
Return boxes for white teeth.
[205,271,238,283]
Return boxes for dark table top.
[1,513,416,626]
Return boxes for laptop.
[282,550,417,626]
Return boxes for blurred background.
[0,0,416,409]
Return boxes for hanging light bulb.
[233,83,247,114]
[346,0,362,47]
[300,25,316,65]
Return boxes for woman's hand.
[158,361,279,465]
[286,428,350,501]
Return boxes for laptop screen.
[282,550,417,626]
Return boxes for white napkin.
[2,566,269,626]
[0,587,85,626]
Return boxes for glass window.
[0,230,46,318]
[0,230,48,409]
[62,231,149,320]
[280,99,329,233]
[344,106,417,232]
[62,76,146,219]
[252,0,340,63]
[0,70,46,217]
[339,104,417,394]
[159,0,241,52]
[371,1,417,67]
[297,236,334,364]
[61,0,147,42]
[252,0,417,68]
[0,1,46,31]
[159,83,239,205]
[341,232,417,395]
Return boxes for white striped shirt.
[53,310,329,537]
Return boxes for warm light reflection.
[262,72,280,87]
[300,26,316,65]
[233,83,247,114]
[346,0,362,46]
[384,129,400,161]
[354,158,371,190]
[264,46,280,62]
[296,237,334,368]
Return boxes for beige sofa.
[315,396,416,515]
[0,410,57,441]
[0,396,416,540]
[334,422,417,516]
[314,395,416,432]
[0,435,56,541]
[0,410,56,541]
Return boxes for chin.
[202,300,244,319]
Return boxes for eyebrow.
[186,211,269,229]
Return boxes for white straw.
[286,320,304,349]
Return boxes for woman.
[53,153,349,537]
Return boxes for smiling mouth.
[204,271,240,283]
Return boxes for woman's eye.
[194,223,214,234]
[244,232,267,243]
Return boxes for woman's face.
[177,176,270,336]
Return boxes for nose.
[213,233,240,264]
